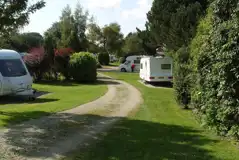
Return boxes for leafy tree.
[102,23,124,56]
[1,32,44,52]
[0,0,45,36]
[73,3,89,51]
[86,17,104,53]
[123,32,144,54]
[58,4,89,52]
[136,27,158,56]
[147,0,208,51]
[43,22,62,80]
[59,5,76,49]
[86,21,124,56]
[44,22,62,60]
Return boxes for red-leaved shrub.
[23,46,49,81]
[54,48,74,80]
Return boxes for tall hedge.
[98,52,110,65]
[173,46,192,109]
[190,1,239,138]
[69,52,97,83]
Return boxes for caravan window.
[161,64,171,70]
[0,59,27,77]
[140,63,143,69]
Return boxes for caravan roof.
[0,49,21,59]
[141,56,172,60]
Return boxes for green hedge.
[69,52,97,83]
[173,46,192,109]
[189,1,239,138]
[98,52,110,65]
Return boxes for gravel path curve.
[0,74,142,160]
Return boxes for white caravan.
[140,56,173,82]
[0,49,34,98]
[119,55,143,72]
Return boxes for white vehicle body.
[109,54,117,62]
[119,55,143,72]
[0,49,34,97]
[140,56,173,82]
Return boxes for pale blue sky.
[23,0,153,36]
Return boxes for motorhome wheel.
[29,96,36,101]
[121,68,127,72]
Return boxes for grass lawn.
[65,72,239,160]
[0,81,107,127]
[109,62,120,67]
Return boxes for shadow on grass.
[35,80,78,86]
[0,111,51,126]
[0,96,58,105]
[148,81,173,88]
[97,76,112,80]
[35,78,119,86]
[0,111,221,160]
[93,80,120,85]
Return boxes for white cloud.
[87,0,122,9]
[121,0,152,20]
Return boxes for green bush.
[119,57,125,64]
[96,61,102,68]
[98,52,110,65]
[54,55,71,80]
[69,52,97,83]
[190,1,239,139]
[173,46,192,109]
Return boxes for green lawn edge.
[0,81,107,127]
[65,72,239,160]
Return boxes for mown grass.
[65,72,239,160]
[0,81,107,127]
[109,62,120,66]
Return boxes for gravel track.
[0,74,142,160]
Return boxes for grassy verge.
[109,62,120,66]
[65,72,239,160]
[103,62,120,68]
[0,81,107,127]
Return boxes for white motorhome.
[109,54,117,62]
[140,56,173,82]
[119,55,143,72]
[0,49,34,98]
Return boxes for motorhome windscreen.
[161,64,171,70]
[0,59,27,77]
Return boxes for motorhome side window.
[134,60,140,64]
[0,59,27,77]
[161,64,171,70]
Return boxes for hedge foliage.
[69,52,97,83]
[173,46,191,109]
[189,0,239,138]
[98,52,110,65]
